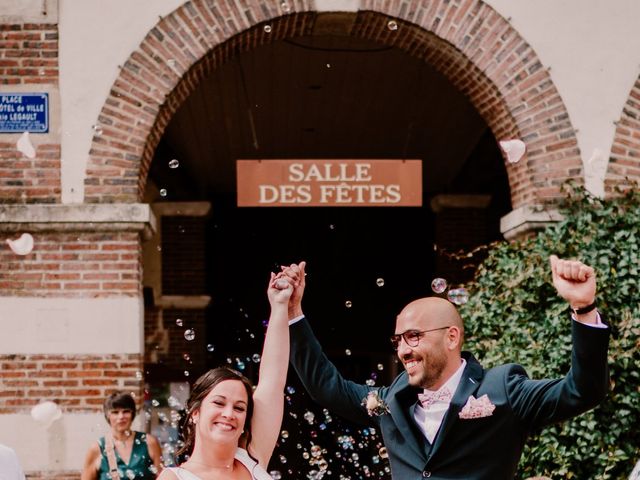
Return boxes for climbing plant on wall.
[461,184,640,479]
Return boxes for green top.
[98,431,156,480]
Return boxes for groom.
[282,256,609,479]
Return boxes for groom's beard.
[404,345,448,390]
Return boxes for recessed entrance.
[141,34,510,475]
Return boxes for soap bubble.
[184,329,195,341]
[376,278,385,287]
[168,159,179,169]
[303,411,315,424]
[431,278,447,294]
[447,287,469,305]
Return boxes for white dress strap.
[234,449,273,480]
[166,450,271,480]
[163,467,199,480]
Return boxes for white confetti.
[6,233,34,256]
[31,401,62,427]
[499,139,526,164]
[17,131,36,159]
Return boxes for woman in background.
[81,391,163,480]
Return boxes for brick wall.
[145,307,207,382]
[0,353,143,414]
[83,0,583,210]
[0,23,58,86]
[0,142,61,204]
[608,74,640,194]
[161,216,207,295]
[0,232,141,297]
[0,22,60,204]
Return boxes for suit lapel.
[429,352,484,456]
[389,379,428,464]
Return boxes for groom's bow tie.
[418,387,453,409]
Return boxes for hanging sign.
[0,93,49,133]
[237,159,422,207]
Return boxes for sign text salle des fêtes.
[236,159,422,207]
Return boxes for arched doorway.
[84,2,581,476]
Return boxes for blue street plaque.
[0,93,49,133]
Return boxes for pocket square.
[458,394,495,419]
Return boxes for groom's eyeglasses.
[390,326,451,351]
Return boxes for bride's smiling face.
[192,379,249,445]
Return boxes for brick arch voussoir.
[357,0,581,207]
[606,75,640,196]
[86,0,580,209]
[84,0,316,203]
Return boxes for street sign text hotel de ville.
[237,159,422,207]
[0,93,49,133]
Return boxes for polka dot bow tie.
[418,387,453,409]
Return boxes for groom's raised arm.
[281,262,376,426]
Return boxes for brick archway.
[607,74,640,195]
[84,0,580,210]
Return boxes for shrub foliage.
[460,185,640,479]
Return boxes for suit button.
[422,472,431,478]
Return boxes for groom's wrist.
[570,299,597,315]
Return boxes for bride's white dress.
[166,448,272,480]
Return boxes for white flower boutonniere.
[362,390,390,417]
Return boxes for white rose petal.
[17,131,36,159]
[31,401,62,427]
[499,139,526,164]
[6,233,35,256]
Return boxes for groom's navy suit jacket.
[290,317,609,479]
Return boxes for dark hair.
[177,367,254,460]
[103,391,136,422]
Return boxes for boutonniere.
[458,394,496,419]
[362,390,390,417]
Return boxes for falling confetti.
[31,401,62,428]
[16,132,36,159]
[6,233,34,256]
[499,139,526,164]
